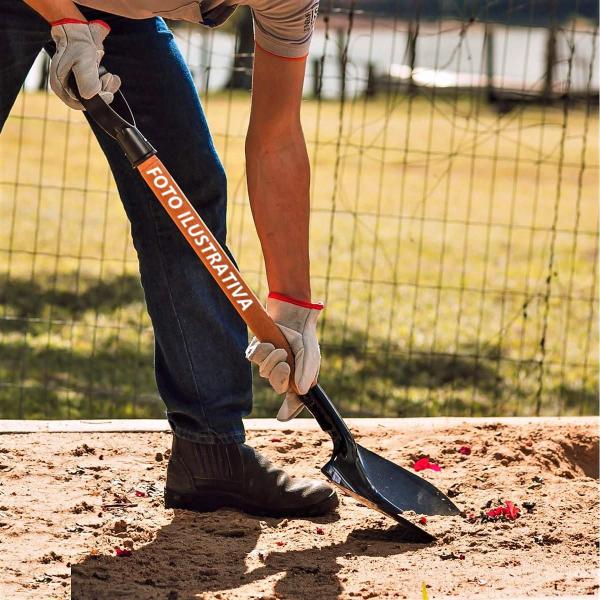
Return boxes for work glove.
[50,19,120,110]
[246,293,323,422]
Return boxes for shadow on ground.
[0,340,156,419]
[1,273,597,418]
[0,273,145,331]
[71,510,425,599]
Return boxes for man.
[1,0,337,517]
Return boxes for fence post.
[200,30,210,93]
[365,62,377,97]
[312,57,323,99]
[407,19,419,92]
[543,23,557,100]
[38,53,50,91]
[542,0,558,101]
[226,6,253,90]
[337,28,347,102]
[485,24,495,102]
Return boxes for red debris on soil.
[412,457,441,472]
[134,490,147,497]
[316,527,325,535]
[440,552,465,561]
[419,516,427,525]
[485,500,521,521]
[276,541,286,547]
[114,547,132,557]
[270,438,282,443]
[458,445,472,455]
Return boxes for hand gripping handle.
[68,67,156,167]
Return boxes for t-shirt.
[74,0,320,58]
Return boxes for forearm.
[23,0,85,22]
[246,124,312,302]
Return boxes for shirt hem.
[255,40,309,61]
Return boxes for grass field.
[1,90,597,419]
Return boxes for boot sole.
[164,488,338,518]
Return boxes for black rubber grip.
[68,67,156,167]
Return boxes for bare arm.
[23,0,85,22]
[245,45,312,302]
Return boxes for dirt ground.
[0,419,598,599]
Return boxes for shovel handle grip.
[68,69,156,167]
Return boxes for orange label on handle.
[139,156,255,313]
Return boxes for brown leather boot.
[164,436,338,518]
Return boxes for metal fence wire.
[1,1,598,419]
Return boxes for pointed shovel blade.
[321,443,460,543]
[352,444,460,516]
[301,385,461,542]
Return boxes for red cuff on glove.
[90,19,110,30]
[268,291,324,310]
[50,18,110,31]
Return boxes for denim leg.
[0,1,49,127]
[78,13,252,443]
[1,5,251,442]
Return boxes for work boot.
[164,436,338,518]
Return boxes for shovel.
[74,78,461,542]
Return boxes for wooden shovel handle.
[138,156,298,391]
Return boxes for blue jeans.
[0,1,252,443]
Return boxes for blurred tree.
[227,6,254,90]
[330,0,598,25]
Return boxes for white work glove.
[246,293,323,422]
[50,19,120,110]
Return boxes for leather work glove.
[50,19,120,110]
[246,293,323,422]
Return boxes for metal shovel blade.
[301,385,461,542]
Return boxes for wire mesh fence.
[1,1,598,419]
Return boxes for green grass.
[1,90,597,418]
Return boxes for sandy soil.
[0,419,598,599]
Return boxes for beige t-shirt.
[75,0,319,58]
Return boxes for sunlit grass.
[0,91,597,418]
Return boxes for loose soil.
[0,419,598,599]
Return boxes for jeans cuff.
[169,421,246,445]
